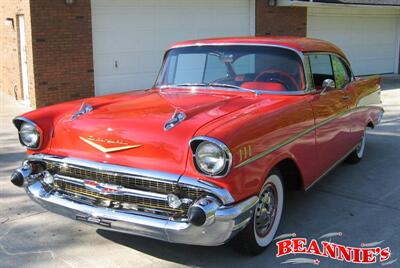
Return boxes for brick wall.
[0,0,36,106]
[30,0,94,107]
[256,0,307,37]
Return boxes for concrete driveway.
[1,77,399,268]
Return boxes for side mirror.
[320,79,336,95]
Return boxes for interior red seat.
[241,82,287,91]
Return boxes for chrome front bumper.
[26,180,257,246]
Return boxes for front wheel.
[346,129,366,164]
[234,169,284,255]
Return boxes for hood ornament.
[164,109,186,131]
[71,103,93,120]
[80,136,141,153]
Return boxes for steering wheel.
[254,68,299,90]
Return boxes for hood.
[49,88,257,174]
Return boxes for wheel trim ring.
[255,183,278,238]
[356,131,366,158]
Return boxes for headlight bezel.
[190,136,232,178]
[13,117,42,150]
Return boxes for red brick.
[256,0,307,37]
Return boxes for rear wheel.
[346,129,366,164]
[234,169,284,255]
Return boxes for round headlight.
[195,141,227,176]
[19,122,40,148]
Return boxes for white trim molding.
[277,0,400,9]
[250,0,256,36]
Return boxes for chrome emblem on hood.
[164,109,186,131]
[80,136,141,153]
[71,103,93,120]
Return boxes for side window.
[332,56,351,89]
[304,56,314,89]
[308,54,334,89]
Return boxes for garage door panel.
[308,8,399,75]
[93,32,158,55]
[96,73,157,96]
[93,10,156,31]
[95,52,162,77]
[92,0,252,95]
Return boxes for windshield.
[155,45,305,92]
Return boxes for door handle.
[341,95,351,101]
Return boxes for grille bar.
[43,160,207,216]
[54,180,189,213]
[54,174,169,201]
[46,161,206,200]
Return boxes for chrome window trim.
[13,116,43,150]
[304,52,355,92]
[189,136,233,179]
[154,43,311,94]
[26,154,235,205]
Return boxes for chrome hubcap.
[356,131,366,158]
[255,184,277,238]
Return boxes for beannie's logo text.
[275,233,396,266]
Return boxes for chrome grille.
[54,180,189,213]
[45,160,206,216]
[47,162,175,193]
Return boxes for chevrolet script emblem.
[79,136,141,153]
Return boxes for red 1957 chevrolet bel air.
[11,37,383,255]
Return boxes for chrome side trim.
[234,105,384,169]
[54,175,169,201]
[234,125,315,168]
[189,136,233,179]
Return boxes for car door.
[331,55,362,147]
[306,54,353,178]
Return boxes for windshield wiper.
[161,83,208,88]
[207,83,255,93]
[160,83,255,94]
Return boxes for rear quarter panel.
[347,76,383,145]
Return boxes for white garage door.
[92,0,254,95]
[308,7,400,76]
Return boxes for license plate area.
[76,215,111,228]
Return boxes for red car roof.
[170,36,348,61]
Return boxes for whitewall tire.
[234,169,284,255]
[346,129,366,164]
